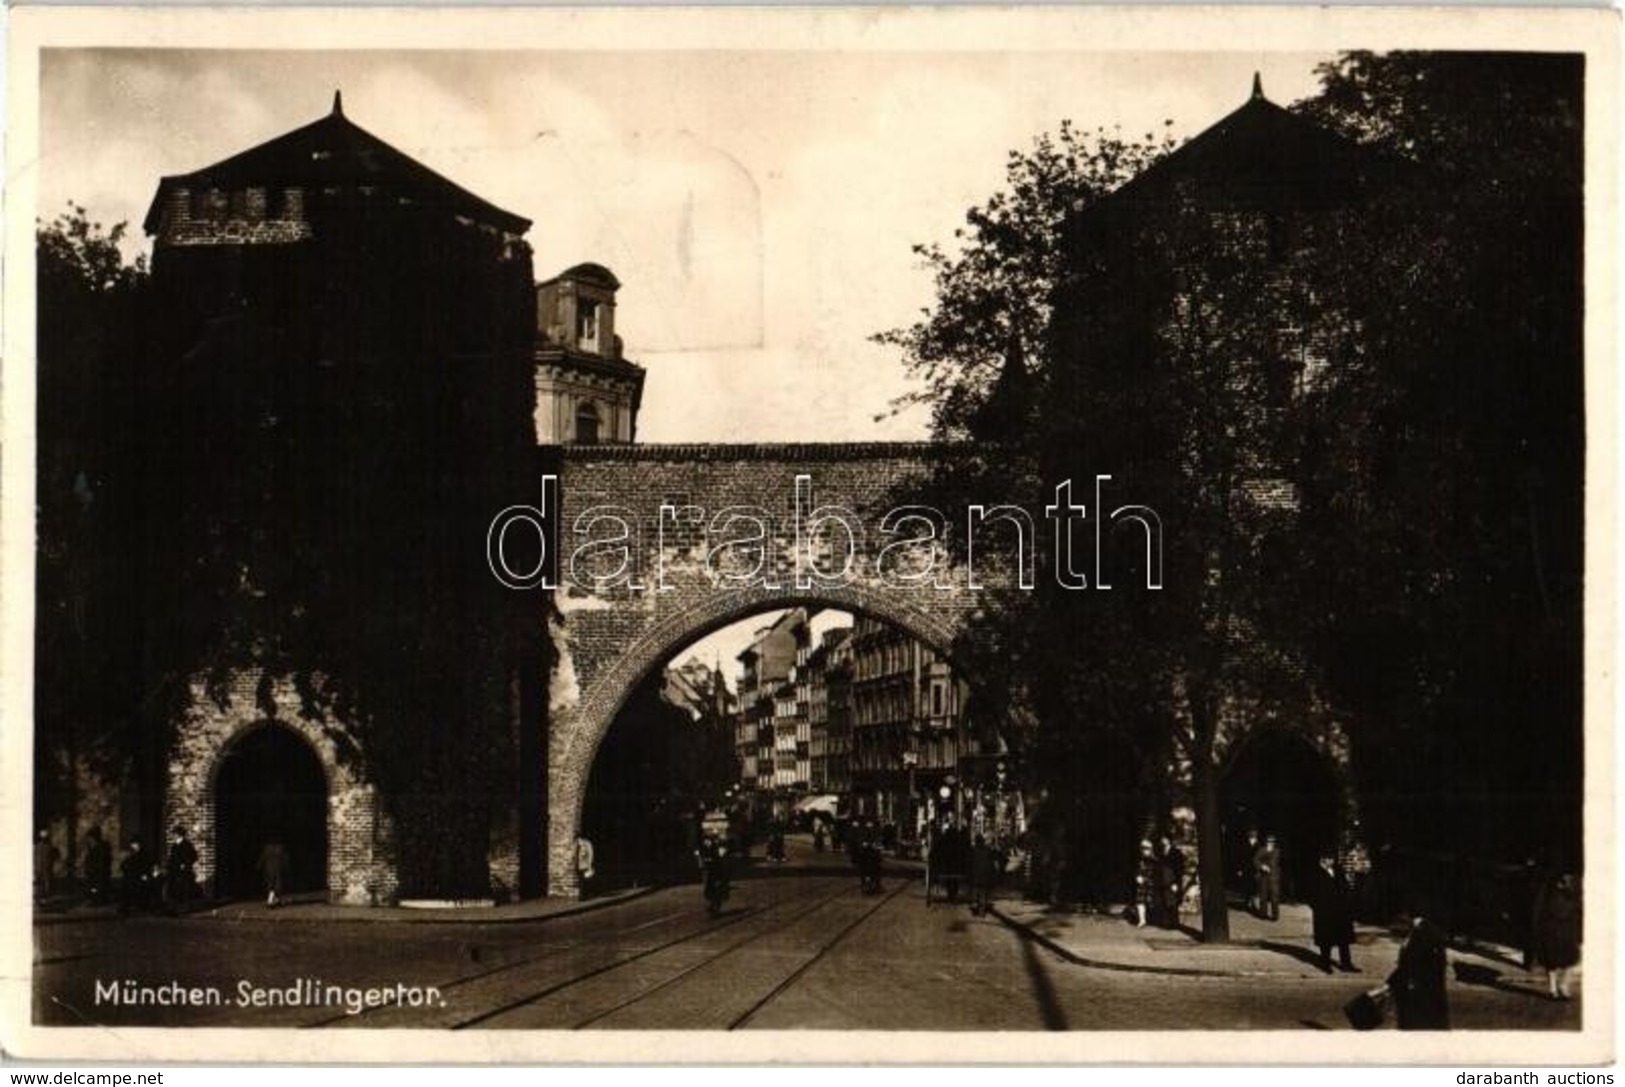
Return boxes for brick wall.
[155,186,313,248]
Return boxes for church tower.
[533,263,646,444]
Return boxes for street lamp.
[901,750,919,832]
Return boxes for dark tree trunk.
[1190,689,1231,943]
[1195,756,1230,942]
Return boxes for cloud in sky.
[40,48,1331,443]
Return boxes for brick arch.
[1216,716,1362,858]
[548,584,971,896]
[205,719,336,896]
[1216,716,1353,790]
[166,672,397,905]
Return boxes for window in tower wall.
[575,401,602,444]
[577,301,600,349]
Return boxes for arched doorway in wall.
[1219,729,1342,903]
[214,724,329,898]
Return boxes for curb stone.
[988,904,1243,979]
[32,884,660,927]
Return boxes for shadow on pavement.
[1453,960,1552,1001]
[1019,927,1069,1031]
[1451,940,1527,972]
[1258,940,1329,970]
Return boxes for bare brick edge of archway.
[545,585,971,897]
[166,671,398,906]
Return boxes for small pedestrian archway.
[1218,726,1349,903]
[213,723,329,898]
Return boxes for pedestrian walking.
[859,823,883,894]
[1157,836,1185,928]
[1515,856,1543,971]
[1133,839,1157,927]
[1237,828,1261,913]
[34,829,59,904]
[164,827,198,909]
[118,838,154,915]
[1388,911,1450,1030]
[1531,872,1581,1001]
[83,826,113,906]
[257,839,290,908]
[697,833,731,916]
[576,836,596,884]
[934,817,967,904]
[970,833,997,916]
[1309,853,1358,973]
[1253,834,1281,921]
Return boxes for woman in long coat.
[1133,840,1157,927]
[1388,913,1450,1030]
[1532,873,1581,1000]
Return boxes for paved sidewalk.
[32,884,656,926]
[992,896,1556,993]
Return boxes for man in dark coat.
[165,827,198,909]
[1157,836,1186,928]
[257,839,290,908]
[1253,834,1281,921]
[1235,828,1260,913]
[118,838,153,915]
[83,826,113,906]
[1309,853,1358,973]
[34,830,58,904]
[1388,913,1450,1029]
[936,818,967,904]
[969,833,997,916]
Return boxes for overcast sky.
[42,48,1331,447]
[40,47,1332,671]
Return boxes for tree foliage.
[874,121,1177,441]
[880,53,1585,937]
[34,207,151,850]
[1290,53,1584,866]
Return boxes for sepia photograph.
[1,4,1616,1066]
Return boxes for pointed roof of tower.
[143,94,530,236]
[1070,76,1381,232]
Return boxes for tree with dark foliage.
[1291,53,1584,873]
[35,206,151,866]
[877,54,1584,939]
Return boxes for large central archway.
[543,443,1016,896]
[549,585,996,895]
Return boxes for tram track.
[302,893,771,1028]
[467,877,872,1029]
[724,877,910,1029]
[568,878,911,1029]
[299,869,915,1030]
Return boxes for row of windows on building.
[732,611,977,806]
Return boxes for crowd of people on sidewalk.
[1003,812,1585,1030]
[35,823,301,914]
